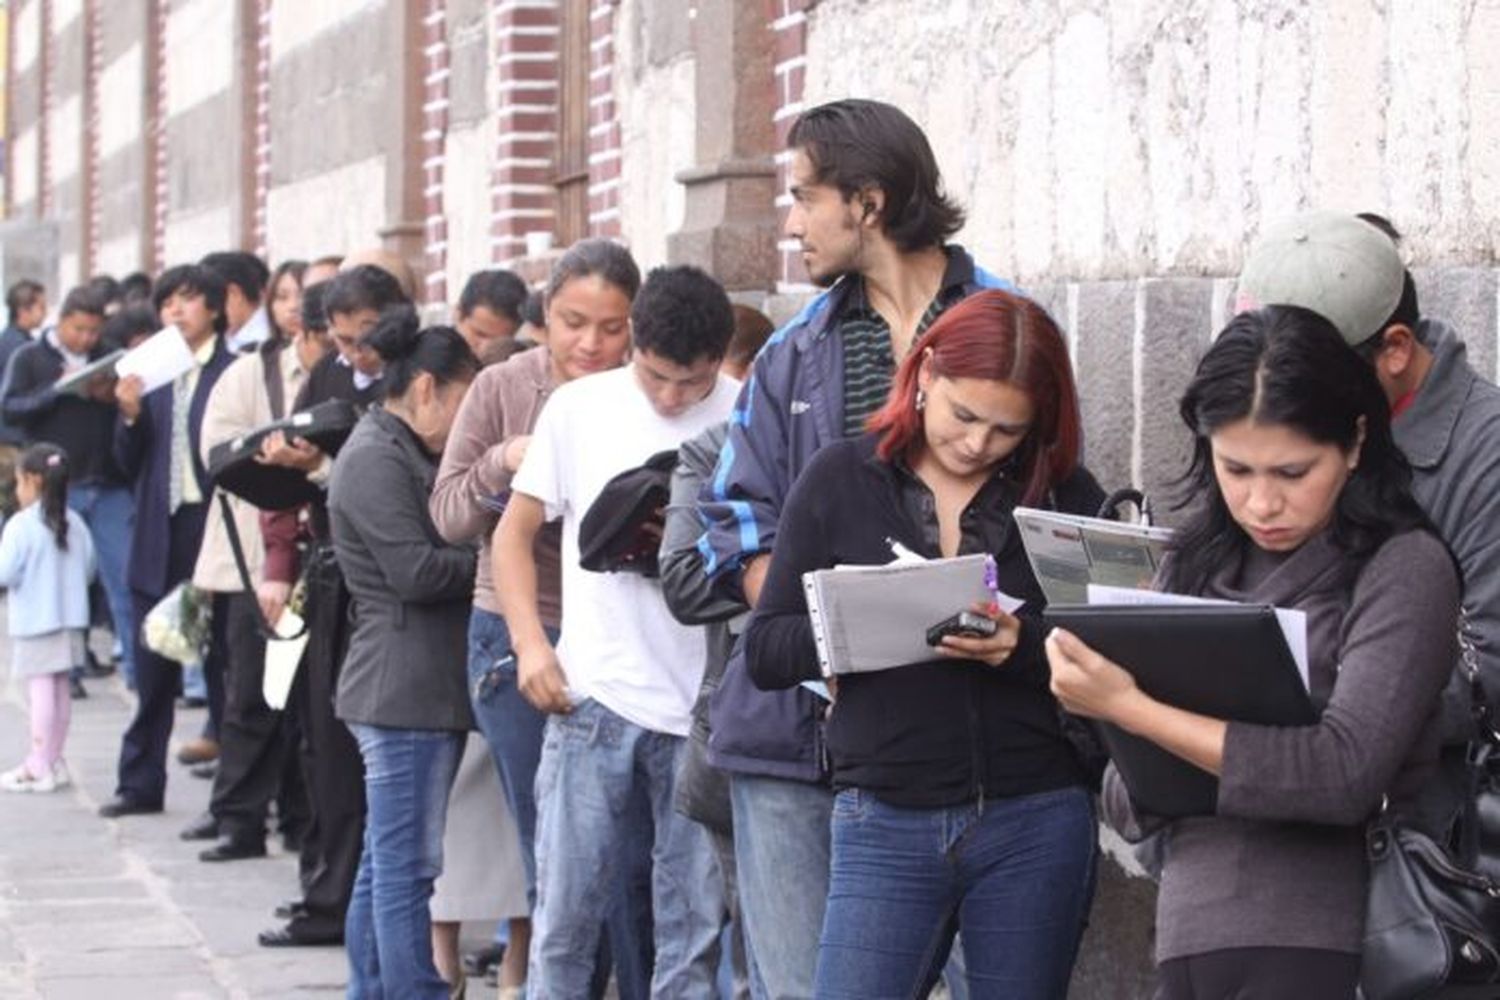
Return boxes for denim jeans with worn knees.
[345,723,463,1000]
[530,699,722,999]
[815,785,1097,1000]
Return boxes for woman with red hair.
[744,288,1108,998]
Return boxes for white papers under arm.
[116,326,195,394]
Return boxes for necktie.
[168,370,192,514]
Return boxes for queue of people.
[0,94,1496,1000]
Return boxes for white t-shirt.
[512,364,739,736]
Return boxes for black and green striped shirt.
[839,251,974,437]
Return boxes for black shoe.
[83,650,116,678]
[258,921,343,947]
[179,812,219,841]
[189,761,218,780]
[462,941,507,977]
[178,695,207,709]
[69,677,88,700]
[98,795,163,818]
[274,899,309,921]
[199,837,267,862]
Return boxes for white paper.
[1084,583,1310,691]
[261,609,309,710]
[116,326,195,394]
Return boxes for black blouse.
[745,433,1106,808]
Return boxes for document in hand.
[115,326,195,394]
[53,349,126,396]
[802,553,1023,677]
[1013,507,1175,605]
[1044,601,1317,818]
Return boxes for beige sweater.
[430,346,562,624]
[192,346,308,592]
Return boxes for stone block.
[447,23,490,127]
[99,0,149,67]
[1074,280,1137,496]
[1070,855,1158,999]
[166,89,237,215]
[1137,279,1214,517]
[53,15,86,99]
[268,3,391,184]
[1412,267,1499,384]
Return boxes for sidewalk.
[0,632,347,998]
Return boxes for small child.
[0,444,96,793]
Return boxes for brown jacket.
[430,345,561,623]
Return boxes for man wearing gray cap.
[1238,210,1500,723]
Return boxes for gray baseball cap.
[1236,211,1405,346]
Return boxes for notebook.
[801,553,1022,677]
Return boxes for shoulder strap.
[218,491,305,641]
[261,340,286,420]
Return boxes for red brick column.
[772,0,811,292]
[81,0,102,276]
[249,0,272,259]
[3,2,16,218]
[585,0,618,238]
[421,0,449,304]
[37,0,53,217]
[489,0,560,266]
[145,0,169,271]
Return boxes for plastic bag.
[141,583,212,665]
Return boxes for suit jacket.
[329,406,476,731]
[114,338,235,597]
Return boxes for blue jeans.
[345,723,463,1000]
[68,483,135,686]
[466,607,554,897]
[815,785,1098,1000]
[729,774,833,999]
[467,609,654,998]
[530,699,722,998]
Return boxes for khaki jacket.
[192,345,309,592]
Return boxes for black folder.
[206,399,360,511]
[1043,603,1317,818]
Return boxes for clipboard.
[54,349,126,395]
[1044,603,1318,818]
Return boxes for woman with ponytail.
[0,444,97,793]
[325,305,482,997]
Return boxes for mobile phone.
[926,610,999,646]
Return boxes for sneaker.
[51,759,72,789]
[0,765,58,793]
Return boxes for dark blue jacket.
[695,247,1015,782]
[113,338,234,597]
[0,324,35,446]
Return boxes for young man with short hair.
[1239,210,1500,714]
[696,97,1017,997]
[496,265,739,995]
[454,268,528,359]
[99,265,235,818]
[2,286,138,693]
[0,279,48,517]
[201,251,272,353]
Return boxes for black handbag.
[1360,617,1500,1000]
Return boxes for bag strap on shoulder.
[217,491,305,642]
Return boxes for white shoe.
[0,764,57,793]
[51,759,72,788]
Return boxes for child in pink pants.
[0,444,95,793]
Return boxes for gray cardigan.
[1105,529,1459,960]
[330,407,477,731]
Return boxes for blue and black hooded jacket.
[695,246,1016,782]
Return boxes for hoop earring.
[915,389,927,412]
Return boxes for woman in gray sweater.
[328,306,480,998]
[1047,306,1460,998]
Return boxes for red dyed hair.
[868,289,1082,505]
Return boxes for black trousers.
[115,503,208,806]
[1156,947,1361,1000]
[288,544,366,936]
[207,591,288,843]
